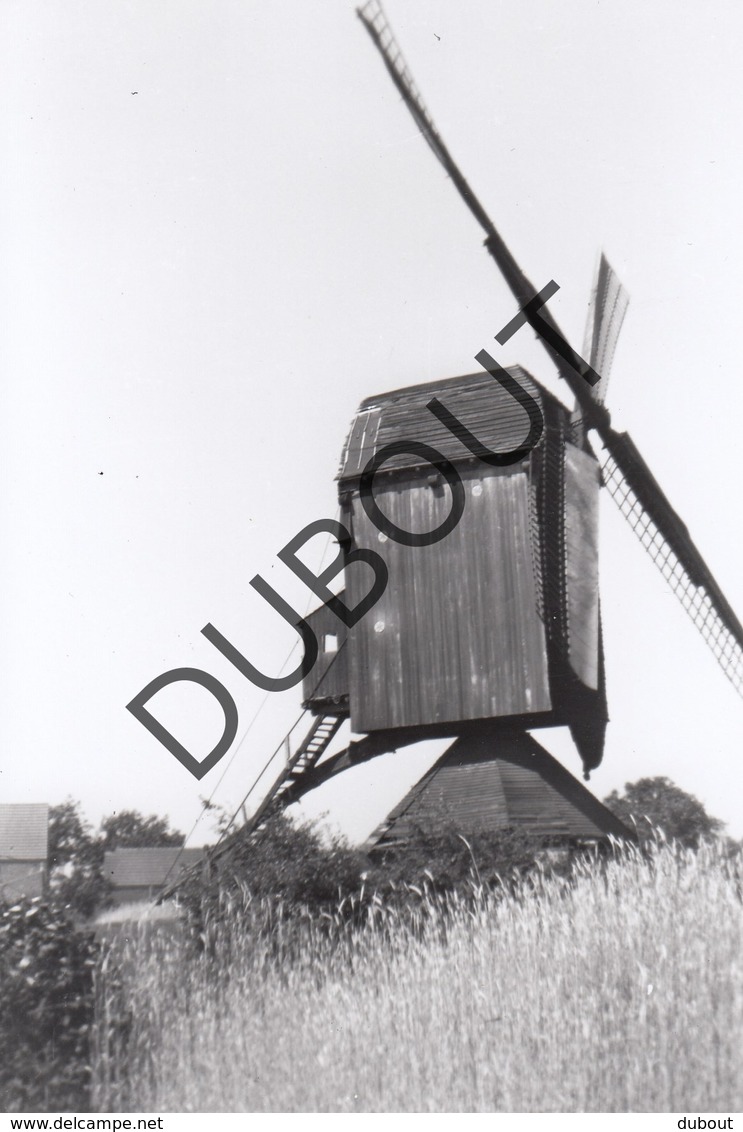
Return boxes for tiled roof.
[366,732,630,850]
[0,804,49,860]
[339,367,560,481]
[103,847,204,887]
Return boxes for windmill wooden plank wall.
[304,365,609,775]
[564,443,601,690]
[304,601,349,710]
[343,468,551,730]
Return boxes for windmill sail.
[358,0,743,699]
[592,428,743,696]
[573,253,628,442]
[582,253,630,406]
[357,1,606,424]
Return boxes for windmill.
[163,3,743,888]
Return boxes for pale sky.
[3,0,743,847]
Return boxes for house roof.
[0,804,49,860]
[339,367,561,482]
[365,731,630,851]
[103,847,205,887]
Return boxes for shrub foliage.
[180,811,365,936]
[0,899,97,1112]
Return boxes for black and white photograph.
[2,0,743,1119]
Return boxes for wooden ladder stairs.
[240,712,345,837]
[157,712,345,901]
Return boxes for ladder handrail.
[157,711,345,901]
[158,640,349,901]
[239,714,344,838]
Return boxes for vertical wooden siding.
[302,602,349,707]
[564,443,600,690]
[345,470,551,732]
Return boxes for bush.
[0,898,97,1112]
[180,811,365,939]
[365,821,567,900]
[179,812,583,940]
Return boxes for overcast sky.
[3,0,743,846]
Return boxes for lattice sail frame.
[583,253,630,407]
[359,0,743,703]
[358,1,451,171]
[596,440,743,696]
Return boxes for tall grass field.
[93,840,743,1112]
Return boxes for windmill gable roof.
[103,847,204,887]
[366,732,629,850]
[0,804,49,860]
[339,367,563,482]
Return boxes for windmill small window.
[323,633,338,654]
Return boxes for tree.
[48,800,110,919]
[48,798,96,871]
[603,776,725,848]
[99,810,184,852]
[48,801,186,919]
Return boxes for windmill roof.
[103,847,204,887]
[365,732,629,851]
[0,804,49,860]
[339,367,563,481]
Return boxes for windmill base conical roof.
[365,729,630,851]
